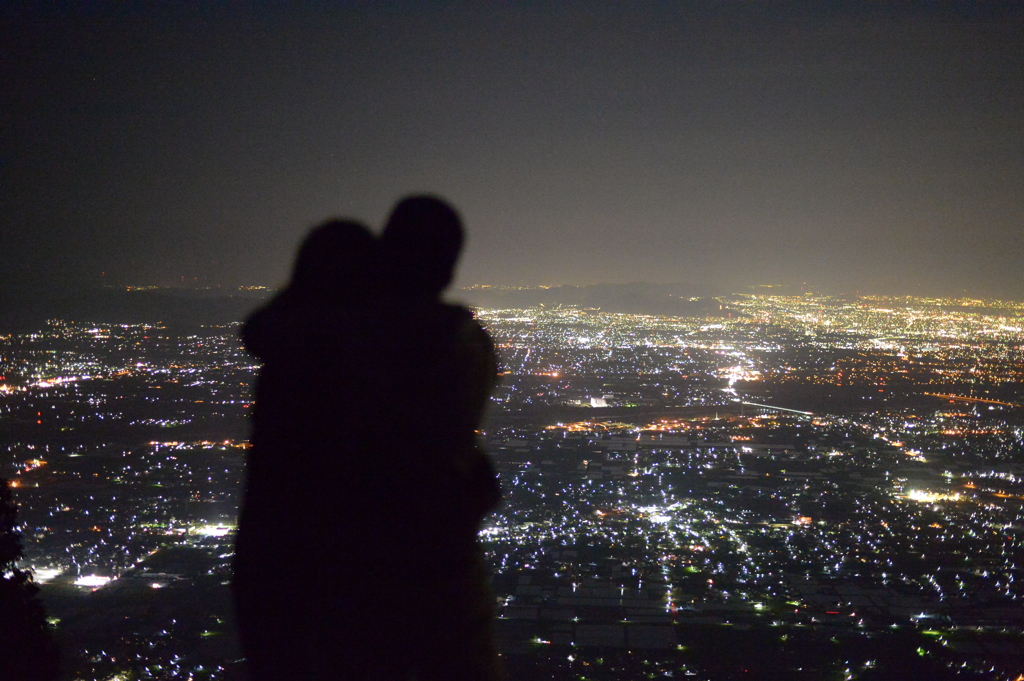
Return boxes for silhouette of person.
[234,202,502,680]
[373,196,503,680]
[234,219,381,680]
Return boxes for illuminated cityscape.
[3,293,1024,679]
[5,3,1022,679]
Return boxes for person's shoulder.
[243,290,365,358]
[391,298,471,328]
[437,303,492,343]
[437,301,476,324]
[240,294,291,358]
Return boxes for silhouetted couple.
[234,197,502,680]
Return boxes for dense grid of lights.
[1,295,1023,679]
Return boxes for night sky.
[3,3,1022,297]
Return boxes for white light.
[194,524,233,537]
[32,567,63,583]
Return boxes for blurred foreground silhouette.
[1,477,60,681]
[234,198,501,680]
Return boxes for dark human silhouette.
[234,201,501,680]
[0,477,60,681]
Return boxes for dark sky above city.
[3,3,1022,297]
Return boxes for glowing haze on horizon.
[2,4,1022,297]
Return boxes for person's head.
[381,195,463,296]
[289,219,375,300]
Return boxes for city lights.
[4,296,1024,678]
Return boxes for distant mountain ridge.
[456,282,727,317]
[0,288,272,333]
[0,282,731,333]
